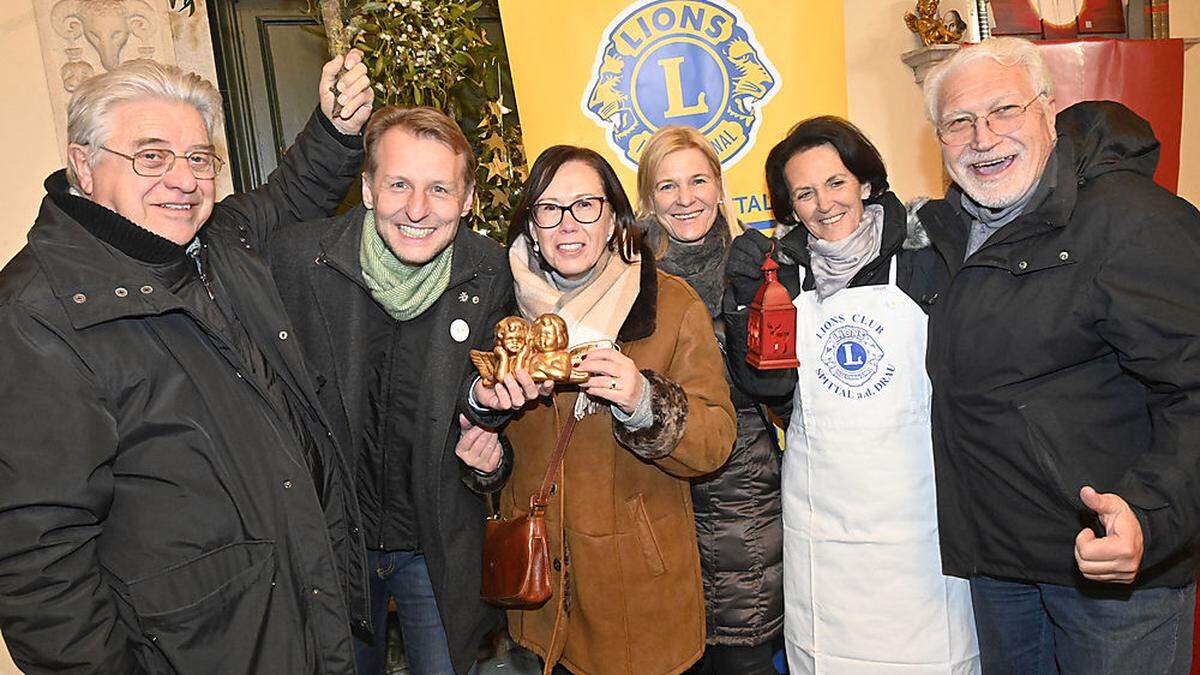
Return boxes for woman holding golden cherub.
[468,145,736,674]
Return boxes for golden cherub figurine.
[905,0,966,46]
[472,316,532,386]
[471,313,592,386]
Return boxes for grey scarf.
[643,215,730,317]
[807,203,884,301]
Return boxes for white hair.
[66,59,224,189]
[922,37,1055,123]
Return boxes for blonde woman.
[635,126,782,675]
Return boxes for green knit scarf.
[359,210,454,321]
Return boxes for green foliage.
[318,0,526,241]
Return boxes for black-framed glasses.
[530,196,607,229]
[936,93,1046,147]
[99,146,225,179]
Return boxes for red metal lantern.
[746,247,799,370]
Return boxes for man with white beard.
[918,37,1200,674]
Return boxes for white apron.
[782,257,978,674]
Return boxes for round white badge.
[450,318,470,343]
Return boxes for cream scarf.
[509,234,642,416]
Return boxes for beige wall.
[844,0,973,203]
[0,1,63,270]
[0,14,47,670]
[845,0,1200,206]
[1175,2,1200,203]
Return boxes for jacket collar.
[616,239,659,343]
[319,206,489,292]
[29,184,190,330]
[43,170,187,264]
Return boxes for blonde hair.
[922,37,1055,123]
[635,125,742,253]
[66,59,224,190]
[363,105,475,188]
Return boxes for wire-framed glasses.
[936,93,1046,147]
[99,146,225,179]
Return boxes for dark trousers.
[970,575,1195,674]
[355,550,469,675]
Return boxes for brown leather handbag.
[481,415,577,609]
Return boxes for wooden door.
[208,0,330,192]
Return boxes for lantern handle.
[760,240,780,273]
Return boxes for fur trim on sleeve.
[613,369,688,460]
[904,197,932,250]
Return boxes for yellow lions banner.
[498,0,847,230]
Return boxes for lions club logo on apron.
[582,0,780,169]
[815,315,896,399]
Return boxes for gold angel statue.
[471,313,593,386]
[905,0,967,46]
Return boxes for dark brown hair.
[507,145,641,264]
[764,116,889,227]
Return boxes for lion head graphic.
[582,0,781,169]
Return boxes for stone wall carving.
[51,0,161,78]
[34,0,233,197]
[38,1,176,105]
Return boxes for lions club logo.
[583,0,780,169]
[820,326,885,387]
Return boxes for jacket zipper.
[184,243,309,476]
[376,327,399,551]
[189,243,216,301]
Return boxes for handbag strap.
[530,408,578,510]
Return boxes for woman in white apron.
[724,116,979,674]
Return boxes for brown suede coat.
[501,262,736,675]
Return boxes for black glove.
[726,228,777,306]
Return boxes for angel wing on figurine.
[470,316,532,386]
[471,313,601,385]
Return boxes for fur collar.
[903,197,933,250]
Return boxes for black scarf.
[44,170,188,264]
[644,215,731,318]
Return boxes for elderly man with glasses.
[917,37,1200,673]
[0,54,375,673]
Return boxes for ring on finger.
[609,378,618,390]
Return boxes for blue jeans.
[355,550,468,675]
[970,575,1195,674]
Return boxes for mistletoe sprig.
[313,0,526,241]
[350,0,483,110]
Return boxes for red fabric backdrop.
[1036,38,1185,192]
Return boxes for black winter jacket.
[0,112,369,674]
[269,207,514,674]
[724,191,948,408]
[918,101,1200,588]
